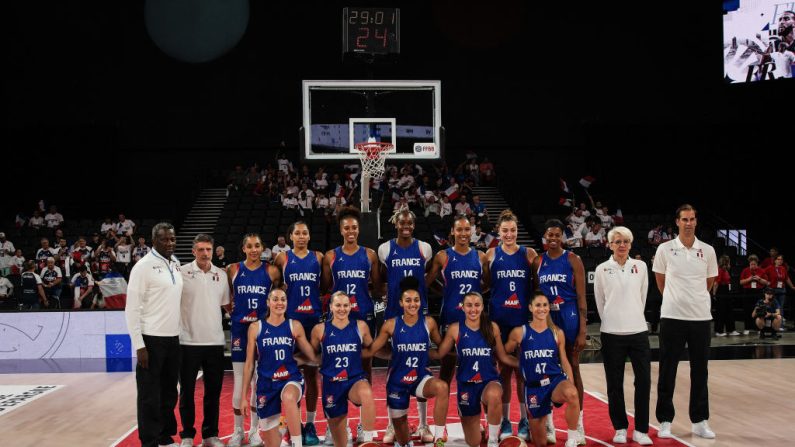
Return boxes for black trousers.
[179,345,225,440]
[601,332,651,433]
[655,318,711,424]
[137,335,181,447]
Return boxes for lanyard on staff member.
[151,249,176,285]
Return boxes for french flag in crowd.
[579,175,595,188]
[483,232,500,249]
[444,184,459,201]
[433,230,449,247]
[99,271,128,309]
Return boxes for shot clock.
[342,7,400,55]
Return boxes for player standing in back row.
[227,233,281,447]
[532,219,586,445]
[426,215,490,386]
[274,220,325,446]
[487,209,537,441]
[378,208,433,443]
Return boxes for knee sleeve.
[232,362,244,409]
[259,414,281,431]
[249,369,259,407]
[389,407,408,418]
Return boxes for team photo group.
[127,204,715,447]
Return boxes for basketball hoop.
[355,141,392,179]
[355,142,392,213]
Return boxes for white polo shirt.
[653,236,718,321]
[179,260,230,346]
[125,249,184,350]
[594,256,649,334]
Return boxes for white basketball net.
[355,143,391,179]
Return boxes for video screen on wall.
[723,1,795,83]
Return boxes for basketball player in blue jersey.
[426,215,490,386]
[487,210,538,441]
[309,292,378,447]
[322,207,381,445]
[378,209,433,319]
[274,221,324,445]
[322,207,381,371]
[240,289,318,447]
[504,291,581,447]
[431,292,518,447]
[531,220,586,445]
[364,277,449,447]
[377,208,434,444]
[227,233,281,447]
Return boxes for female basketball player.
[227,233,281,447]
[504,291,581,447]
[487,210,538,440]
[309,291,378,447]
[364,277,450,447]
[377,208,434,443]
[531,219,586,444]
[322,206,381,375]
[378,208,433,319]
[240,289,317,447]
[273,221,325,445]
[426,214,490,385]
[431,291,518,447]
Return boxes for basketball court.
[2,344,792,446]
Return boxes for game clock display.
[343,7,400,55]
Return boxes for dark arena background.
[2,1,793,446]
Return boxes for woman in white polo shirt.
[594,226,652,445]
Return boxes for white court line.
[109,425,138,447]
[109,371,205,446]
[585,390,696,447]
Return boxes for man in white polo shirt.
[652,204,718,440]
[126,222,183,447]
[178,234,230,447]
[594,226,652,445]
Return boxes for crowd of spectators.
[1,206,150,310]
[225,150,497,233]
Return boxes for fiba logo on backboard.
[413,143,436,154]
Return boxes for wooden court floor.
[0,360,792,446]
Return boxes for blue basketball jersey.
[383,239,428,319]
[490,245,532,327]
[256,319,302,382]
[388,316,432,387]
[283,251,322,324]
[536,251,577,308]
[519,325,563,383]
[320,320,365,381]
[232,262,272,323]
[441,248,482,326]
[456,321,499,384]
[331,246,373,320]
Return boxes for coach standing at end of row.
[653,204,718,440]
[126,222,184,447]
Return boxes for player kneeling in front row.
[241,289,318,447]
[364,277,450,447]
[504,291,581,447]
[431,291,519,447]
[309,291,379,447]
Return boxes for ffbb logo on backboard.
[413,143,436,154]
